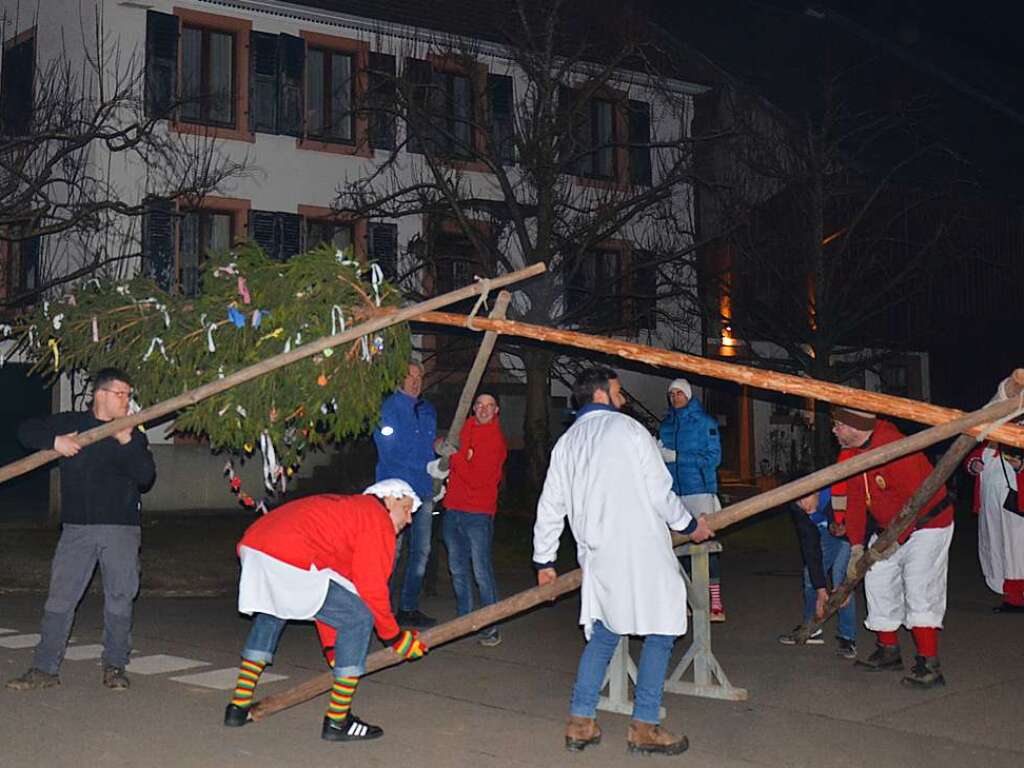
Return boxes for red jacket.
[238,494,400,641]
[842,420,951,547]
[444,417,508,515]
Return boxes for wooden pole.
[412,312,1024,448]
[0,264,546,486]
[248,389,1023,721]
[433,291,511,496]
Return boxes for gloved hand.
[390,629,428,661]
[426,458,450,480]
[657,440,677,463]
[846,544,864,581]
[436,441,458,458]
[432,483,447,503]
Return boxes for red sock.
[1002,579,1024,606]
[876,630,899,647]
[910,626,939,657]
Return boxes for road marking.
[126,654,211,675]
[0,634,41,649]
[171,666,288,690]
[63,644,105,661]
[0,628,16,635]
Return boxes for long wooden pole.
[0,265,546,486]
[434,291,512,496]
[248,389,1023,721]
[412,312,1024,448]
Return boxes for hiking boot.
[5,668,60,691]
[396,609,437,629]
[627,720,689,756]
[102,665,130,690]
[778,625,824,645]
[322,713,384,742]
[901,655,945,689]
[835,637,858,660]
[478,629,502,648]
[855,643,902,671]
[224,703,251,727]
[565,715,602,752]
[710,608,727,623]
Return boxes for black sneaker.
[102,665,129,691]
[5,668,60,691]
[224,703,252,727]
[396,609,437,628]
[778,625,824,645]
[901,655,946,689]
[855,643,902,671]
[835,637,858,660]
[478,629,502,647]
[322,714,384,742]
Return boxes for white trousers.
[863,524,953,631]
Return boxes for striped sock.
[230,659,266,708]
[709,583,723,612]
[326,675,359,722]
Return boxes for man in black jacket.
[6,368,155,692]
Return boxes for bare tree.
[333,0,715,497]
[0,4,251,307]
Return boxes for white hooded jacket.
[533,406,696,639]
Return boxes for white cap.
[363,479,422,513]
[667,378,692,399]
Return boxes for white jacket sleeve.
[638,427,694,532]
[657,439,677,464]
[533,445,567,565]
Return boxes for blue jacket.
[659,398,721,496]
[373,391,437,500]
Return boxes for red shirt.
[842,420,951,547]
[238,494,400,641]
[444,417,508,515]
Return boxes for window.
[179,210,234,296]
[366,53,396,150]
[306,48,355,142]
[559,88,621,180]
[1,32,35,136]
[180,25,236,127]
[628,100,652,186]
[487,74,515,164]
[305,219,354,253]
[250,211,301,262]
[368,222,398,279]
[406,59,477,157]
[0,226,41,302]
[565,249,625,328]
[585,99,616,179]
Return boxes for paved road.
[1,522,1022,768]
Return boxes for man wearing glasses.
[6,368,155,692]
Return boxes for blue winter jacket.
[659,399,722,496]
[373,390,437,501]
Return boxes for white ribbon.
[115,284,129,296]
[360,335,371,362]
[466,276,492,331]
[0,324,11,337]
[142,337,167,361]
[91,316,99,342]
[335,249,361,268]
[259,431,283,493]
[52,313,64,331]
[235,404,247,418]
[213,262,239,277]
[218,365,225,379]
[84,278,101,290]
[207,323,218,353]
[370,263,384,306]
[27,325,36,347]
[43,300,50,318]
[331,305,346,336]
[156,303,170,328]
[295,332,302,346]
[284,338,291,354]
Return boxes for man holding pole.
[534,368,714,755]
[832,407,953,688]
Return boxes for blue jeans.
[569,620,676,724]
[802,531,857,641]
[242,582,375,678]
[397,499,434,612]
[443,510,499,631]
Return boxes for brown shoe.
[5,668,60,691]
[565,715,602,752]
[102,665,130,691]
[627,720,689,756]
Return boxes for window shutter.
[629,100,652,186]
[278,213,302,261]
[249,31,278,134]
[145,11,179,119]
[367,52,396,150]
[1,36,35,135]
[367,222,399,280]
[404,58,433,154]
[17,235,40,292]
[487,74,514,165]
[249,210,278,259]
[557,86,580,173]
[142,199,177,291]
[277,34,305,137]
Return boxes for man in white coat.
[533,367,714,756]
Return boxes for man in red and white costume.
[967,376,1024,612]
[223,480,429,742]
[832,407,953,689]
